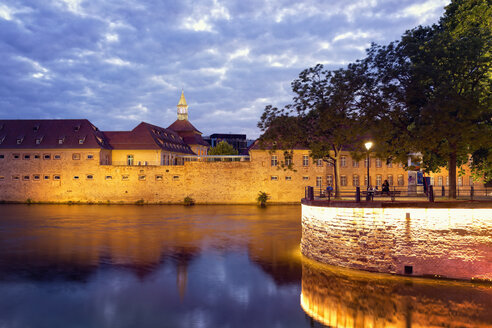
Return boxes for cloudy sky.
[0,0,449,138]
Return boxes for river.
[0,204,490,327]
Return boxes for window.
[285,176,292,181]
[122,175,129,181]
[271,176,278,181]
[316,176,322,187]
[352,175,359,187]
[388,175,393,186]
[86,174,94,180]
[23,175,30,181]
[36,137,43,145]
[284,155,292,167]
[386,160,392,168]
[446,176,449,186]
[0,176,4,181]
[364,158,370,168]
[17,137,23,144]
[58,138,64,144]
[376,174,382,186]
[13,154,20,159]
[430,176,434,185]
[33,175,40,181]
[12,175,20,181]
[73,176,79,180]
[155,175,163,181]
[72,153,81,160]
[303,155,309,167]
[79,138,85,144]
[54,154,61,160]
[53,175,61,180]
[271,155,278,167]
[376,158,382,168]
[469,176,474,186]
[326,175,333,186]
[399,162,403,168]
[317,159,323,167]
[302,176,309,180]
[44,175,50,180]
[23,154,30,160]
[0,154,4,159]
[127,155,134,165]
[105,176,112,180]
[34,154,40,159]
[398,175,404,186]
[87,154,94,160]
[43,154,51,160]
[352,160,359,168]
[340,175,347,186]
[438,176,443,186]
[365,175,371,186]
[458,176,463,186]
[340,156,347,167]
[173,175,179,181]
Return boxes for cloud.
[0,0,450,138]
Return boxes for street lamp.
[364,141,373,189]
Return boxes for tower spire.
[177,90,188,120]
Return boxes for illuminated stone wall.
[0,148,481,204]
[301,203,492,280]
[300,259,492,327]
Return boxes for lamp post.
[364,141,373,190]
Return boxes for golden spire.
[177,90,188,120]
[178,90,187,106]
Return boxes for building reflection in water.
[300,257,492,327]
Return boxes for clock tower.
[177,90,188,121]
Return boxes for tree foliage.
[208,141,238,155]
[362,0,492,198]
[258,64,368,197]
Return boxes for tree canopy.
[208,141,239,155]
[258,0,491,198]
[362,0,491,197]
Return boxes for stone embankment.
[301,199,492,281]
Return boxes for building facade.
[0,94,483,204]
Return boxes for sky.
[0,0,449,138]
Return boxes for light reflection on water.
[0,204,490,328]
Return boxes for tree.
[208,141,238,155]
[258,64,367,198]
[363,0,492,198]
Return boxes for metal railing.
[306,185,492,202]
[178,155,250,162]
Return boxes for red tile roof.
[103,122,195,154]
[167,119,209,147]
[168,119,202,134]
[0,119,110,149]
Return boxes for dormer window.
[33,125,40,132]
[74,125,80,132]
[58,137,65,145]
[78,136,86,144]
[0,136,5,144]
[17,137,24,144]
[36,136,43,145]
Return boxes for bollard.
[356,187,360,203]
[429,185,434,202]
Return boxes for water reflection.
[301,258,492,327]
[0,204,490,327]
[0,204,306,327]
